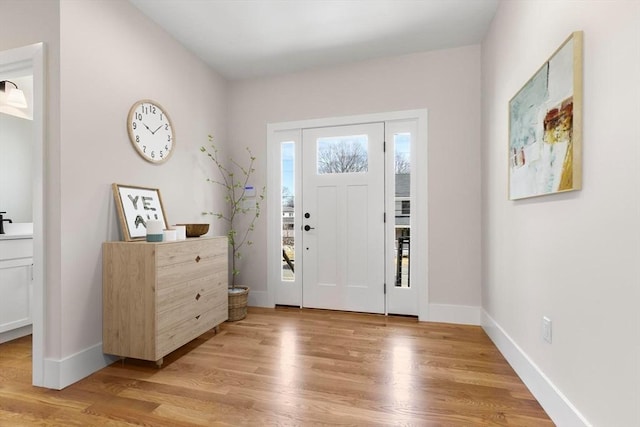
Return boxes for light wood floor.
[0,307,553,426]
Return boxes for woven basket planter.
[228,287,249,321]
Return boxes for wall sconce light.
[0,80,28,109]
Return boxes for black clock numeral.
[151,106,156,114]
[160,113,163,121]
[167,135,171,142]
[160,151,164,158]
[142,145,146,153]
[165,124,169,130]
[132,122,137,130]
[165,144,169,150]
[135,135,140,143]
[151,151,155,158]
[135,112,142,121]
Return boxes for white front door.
[301,123,385,313]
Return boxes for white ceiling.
[128,0,499,80]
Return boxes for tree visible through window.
[395,152,410,174]
[317,135,368,174]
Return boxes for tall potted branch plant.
[201,136,265,321]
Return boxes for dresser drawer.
[156,272,227,331]
[156,257,216,289]
[156,239,221,267]
[156,239,227,290]
[156,307,226,358]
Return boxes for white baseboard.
[425,303,481,325]
[43,342,119,390]
[481,310,591,427]
[247,290,271,308]
[0,324,32,344]
[248,297,481,324]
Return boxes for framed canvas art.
[112,183,168,241]
[509,31,583,200]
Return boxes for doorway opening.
[267,110,427,319]
[0,43,45,386]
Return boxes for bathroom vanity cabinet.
[102,237,228,365]
[0,237,33,344]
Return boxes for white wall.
[482,1,640,425]
[21,0,225,385]
[1,0,228,388]
[0,0,63,375]
[0,113,33,222]
[0,0,235,387]
[228,46,482,315]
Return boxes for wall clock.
[127,99,175,164]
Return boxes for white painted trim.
[43,342,118,390]
[266,125,281,308]
[0,324,32,344]
[414,112,429,322]
[267,110,428,317]
[482,310,592,427]
[268,109,429,133]
[0,42,46,387]
[427,303,481,325]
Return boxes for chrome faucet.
[0,212,12,234]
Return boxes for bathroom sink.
[0,222,33,240]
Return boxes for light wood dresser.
[102,236,228,366]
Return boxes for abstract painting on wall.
[509,31,583,200]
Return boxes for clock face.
[127,100,174,164]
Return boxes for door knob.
[304,225,315,231]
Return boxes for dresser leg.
[155,358,163,368]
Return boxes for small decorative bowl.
[177,223,209,238]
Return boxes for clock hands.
[142,122,163,135]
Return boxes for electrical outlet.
[542,316,552,343]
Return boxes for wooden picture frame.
[112,183,168,241]
[508,31,583,200]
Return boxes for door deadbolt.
[304,225,315,231]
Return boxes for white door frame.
[0,43,46,385]
[267,109,428,320]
